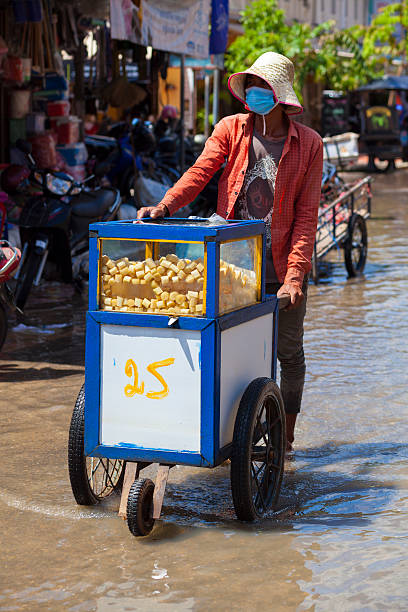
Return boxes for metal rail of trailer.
[312,176,372,283]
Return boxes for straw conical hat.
[228,52,303,115]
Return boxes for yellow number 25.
[124,358,175,400]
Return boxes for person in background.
[138,52,323,452]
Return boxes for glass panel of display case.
[219,237,261,314]
[99,239,206,316]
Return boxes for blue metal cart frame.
[69,218,287,535]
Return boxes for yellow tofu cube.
[115,274,122,282]
[120,306,128,312]
[175,294,185,305]
[161,292,169,301]
[140,279,147,285]
[171,275,179,283]
[161,275,170,285]
[142,298,151,309]
[196,304,203,313]
[132,278,140,285]
[123,276,131,284]
[128,264,136,277]
[145,258,156,270]
[157,265,166,275]
[104,305,113,311]
[185,274,194,284]
[151,280,159,289]
[127,299,135,307]
[117,260,126,270]
[109,266,118,275]
[134,262,144,271]
[180,308,190,315]
[161,260,171,269]
[108,277,115,286]
[120,266,130,276]
[101,265,108,274]
[178,269,186,280]
[156,300,165,309]
[136,269,144,279]
[135,298,143,308]
[191,269,200,279]
[102,255,109,264]
[105,288,112,297]
[170,263,179,274]
[151,299,158,309]
[187,290,199,299]
[197,277,204,285]
[167,270,175,279]
[170,291,178,301]
[116,296,123,307]
[199,291,204,300]
[153,286,163,296]
[189,297,198,309]
[106,259,114,269]
[167,300,176,308]
[197,262,204,274]
[166,254,179,264]
[111,299,118,307]
[103,274,110,282]
[177,260,186,270]
[104,297,112,305]
[144,272,153,282]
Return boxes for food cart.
[68,218,288,536]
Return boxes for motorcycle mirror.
[16,139,32,155]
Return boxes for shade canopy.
[357,75,408,91]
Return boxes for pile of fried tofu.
[100,253,257,315]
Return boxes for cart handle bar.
[278,294,291,310]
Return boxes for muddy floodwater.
[1,170,407,611]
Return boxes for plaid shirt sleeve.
[161,118,230,215]
[284,138,323,287]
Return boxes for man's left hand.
[277,283,304,310]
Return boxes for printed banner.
[140,0,210,58]
[209,0,228,55]
[110,0,210,58]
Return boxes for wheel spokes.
[86,457,124,498]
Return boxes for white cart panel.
[100,325,202,452]
[219,314,273,448]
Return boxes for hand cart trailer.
[312,176,372,284]
[68,218,290,536]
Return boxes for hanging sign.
[209,0,228,55]
[110,0,211,58]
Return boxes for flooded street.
[1,170,407,611]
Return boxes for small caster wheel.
[231,377,286,521]
[68,384,124,505]
[127,478,155,536]
[344,213,367,278]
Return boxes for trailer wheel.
[68,384,124,505]
[344,213,367,278]
[368,156,395,173]
[127,478,155,536]
[231,378,286,522]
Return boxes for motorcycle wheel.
[0,300,7,351]
[15,246,43,310]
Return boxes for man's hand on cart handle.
[277,283,305,311]
[137,203,169,220]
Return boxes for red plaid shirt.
[162,113,323,287]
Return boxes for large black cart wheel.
[68,384,124,505]
[127,478,155,536]
[231,377,286,521]
[344,213,368,278]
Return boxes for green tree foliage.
[225,0,407,96]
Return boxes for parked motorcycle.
[0,203,21,349]
[1,141,121,310]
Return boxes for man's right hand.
[137,203,169,220]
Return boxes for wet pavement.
[1,169,408,611]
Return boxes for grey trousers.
[266,279,308,415]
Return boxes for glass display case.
[91,218,266,318]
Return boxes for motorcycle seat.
[70,188,118,218]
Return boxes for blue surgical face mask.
[245,86,278,116]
